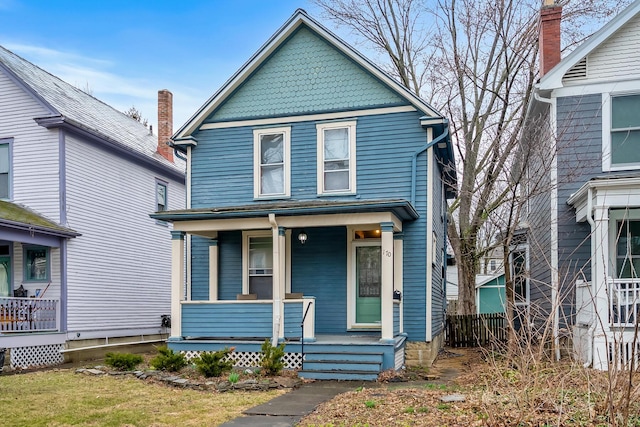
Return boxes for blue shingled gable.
[206,26,407,122]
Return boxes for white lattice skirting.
[183,350,302,370]
[11,344,65,369]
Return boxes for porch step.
[298,369,379,381]
[299,349,384,381]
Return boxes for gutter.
[411,119,449,206]
[534,90,561,362]
[584,186,596,368]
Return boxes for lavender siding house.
[0,46,185,368]
[524,0,640,370]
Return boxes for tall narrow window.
[0,141,10,199]
[156,181,167,211]
[510,248,529,305]
[253,127,290,198]
[611,94,640,166]
[615,219,640,278]
[248,235,273,299]
[317,121,356,194]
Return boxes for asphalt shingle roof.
[0,45,184,174]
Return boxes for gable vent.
[563,57,587,81]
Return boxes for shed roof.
[0,200,79,238]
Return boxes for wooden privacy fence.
[446,313,506,347]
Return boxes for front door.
[354,244,381,324]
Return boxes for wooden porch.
[0,297,60,333]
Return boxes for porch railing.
[609,279,640,327]
[0,297,59,332]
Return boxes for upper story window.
[156,181,167,211]
[24,245,49,282]
[609,94,640,168]
[253,127,290,198]
[317,121,356,194]
[0,139,11,199]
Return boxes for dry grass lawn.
[0,369,283,427]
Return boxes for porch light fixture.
[298,229,308,245]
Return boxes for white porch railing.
[609,278,640,327]
[0,297,59,333]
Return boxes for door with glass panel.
[248,236,273,299]
[0,255,10,297]
[354,243,381,324]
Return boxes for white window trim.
[253,126,291,199]
[242,230,273,295]
[602,92,640,172]
[317,120,357,195]
[608,208,640,279]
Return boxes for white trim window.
[242,231,273,299]
[510,246,529,307]
[317,121,356,194]
[604,93,640,171]
[0,139,11,200]
[253,127,290,198]
[156,180,168,212]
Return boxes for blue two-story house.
[152,9,456,380]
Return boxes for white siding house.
[0,45,185,368]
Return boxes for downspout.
[585,186,596,367]
[534,91,561,361]
[268,213,281,346]
[411,121,449,206]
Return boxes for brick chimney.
[157,89,174,163]
[539,0,562,77]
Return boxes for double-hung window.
[156,181,167,212]
[243,232,273,300]
[253,127,290,198]
[0,139,11,199]
[317,121,356,194]
[609,94,640,168]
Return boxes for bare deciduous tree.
[314,0,632,315]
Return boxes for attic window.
[563,57,587,81]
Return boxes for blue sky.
[0,0,342,130]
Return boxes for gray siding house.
[524,0,640,370]
[152,10,456,380]
[0,45,185,368]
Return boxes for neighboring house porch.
[569,175,640,370]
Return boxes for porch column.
[170,231,185,340]
[394,233,404,334]
[270,222,286,345]
[381,222,395,342]
[278,226,286,341]
[592,205,609,370]
[208,238,218,301]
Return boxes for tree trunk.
[457,241,477,315]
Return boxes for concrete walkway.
[220,381,367,427]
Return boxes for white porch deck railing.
[0,297,60,332]
[609,278,640,327]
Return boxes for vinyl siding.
[584,13,640,83]
[191,110,428,208]
[292,227,347,334]
[555,94,603,326]
[431,160,445,338]
[0,68,60,222]
[191,231,243,301]
[64,133,185,336]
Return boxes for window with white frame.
[0,139,11,199]
[244,232,273,299]
[253,127,290,198]
[615,219,640,278]
[156,181,167,212]
[317,121,356,194]
[610,94,640,167]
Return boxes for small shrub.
[403,406,415,414]
[150,346,187,372]
[365,400,376,408]
[193,348,234,378]
[228,372,240,384]
[418,406,430,413]
[260,339,285,376]
[436,403,451,411]
[104,352,143,371]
